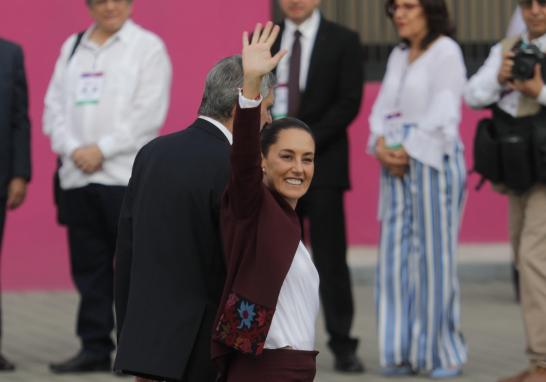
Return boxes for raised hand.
[242,22,287,99]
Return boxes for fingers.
[534,63,542,80]
[242,31,249,48]
[271,49,288,66]
[259,22,273,44]
[251,23,262,44]
[249,21,280,47]
[266,24,280,46]
[7,189,25,210]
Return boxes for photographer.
[465,1,546,381]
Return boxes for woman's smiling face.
[261,128,315,208]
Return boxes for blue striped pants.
[376,147,468,371]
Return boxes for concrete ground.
[0,244,528,382]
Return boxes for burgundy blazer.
[211,104,302,365]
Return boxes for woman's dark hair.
[385,0,455,49]
[260,118,315,156]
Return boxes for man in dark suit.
[0,38,31,372]
[271,0,365,373]
[114,56,275,382]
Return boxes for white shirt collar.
[82,19,135,48]
[285,9,320,40]
[523,31,546,51]
[198,116,233,145]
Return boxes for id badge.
[384,111,404,149]
[75,72,104,106]
[272,84,288,119]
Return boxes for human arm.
[368,49,410,176]
[43,34,82,157]
[464,43,506,108]
[8,44,31,209]
[228,22,286,218]
[114,161,136,340]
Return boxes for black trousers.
[297,188,358,356]
[0,196,6,346]
[63,184,126,356]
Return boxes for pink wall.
[0,0,271,290]
[0,1,507,291]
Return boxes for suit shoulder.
[433,36,464,60]
[322,19,360,41]
[0,38,22,55]
[132,23,167,50]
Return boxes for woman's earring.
[262,167,266,173]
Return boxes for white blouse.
[368,36,467,170]
[264,241,320,351]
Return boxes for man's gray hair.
[198,55,276,122]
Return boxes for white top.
[368,36,466,170]
[464,33,546,116]
[43,20,172,189]
[277,9,321,91]
[265,241,320,351]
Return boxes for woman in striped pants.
[368,0,468,378]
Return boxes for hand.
[510,64,545,98]
[6,177,27,210]
[375,138,409,178]
[497,50,515,85]
[388,164,408,177]
[242,22,287,99]
[71,144,104,174]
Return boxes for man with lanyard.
[43,0,172,373]
[0,37,31,372]
[465,1,546,381]
[271,0,365,373]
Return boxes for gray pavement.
[1,246,528,381]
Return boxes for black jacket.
[272,16,364,189]
[114,118,229,381]
[0,39,31,195]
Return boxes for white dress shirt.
[265,241,320,351]
[464,32,546,116]
[272,9,320,118]
[43,20,172,189]
[368,36,466,170]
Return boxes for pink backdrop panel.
[0,2,508,291]
[0,0,270,291]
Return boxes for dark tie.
[288,30,302,117]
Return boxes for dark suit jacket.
[0,39,31,195]
[272,16,364,190]
[114,119,229,381]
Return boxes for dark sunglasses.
[519,0,546,8]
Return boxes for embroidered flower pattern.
[237,301,256,329]
[213,292,275,355]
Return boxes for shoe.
[0,353,15,372]
[523,366,546,382]
[430,367,462,379]
[49,351,111,373]
[334,353,365,373]
[498,370,531,382]
[382,364,415,376]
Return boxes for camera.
[512,43,545,81]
